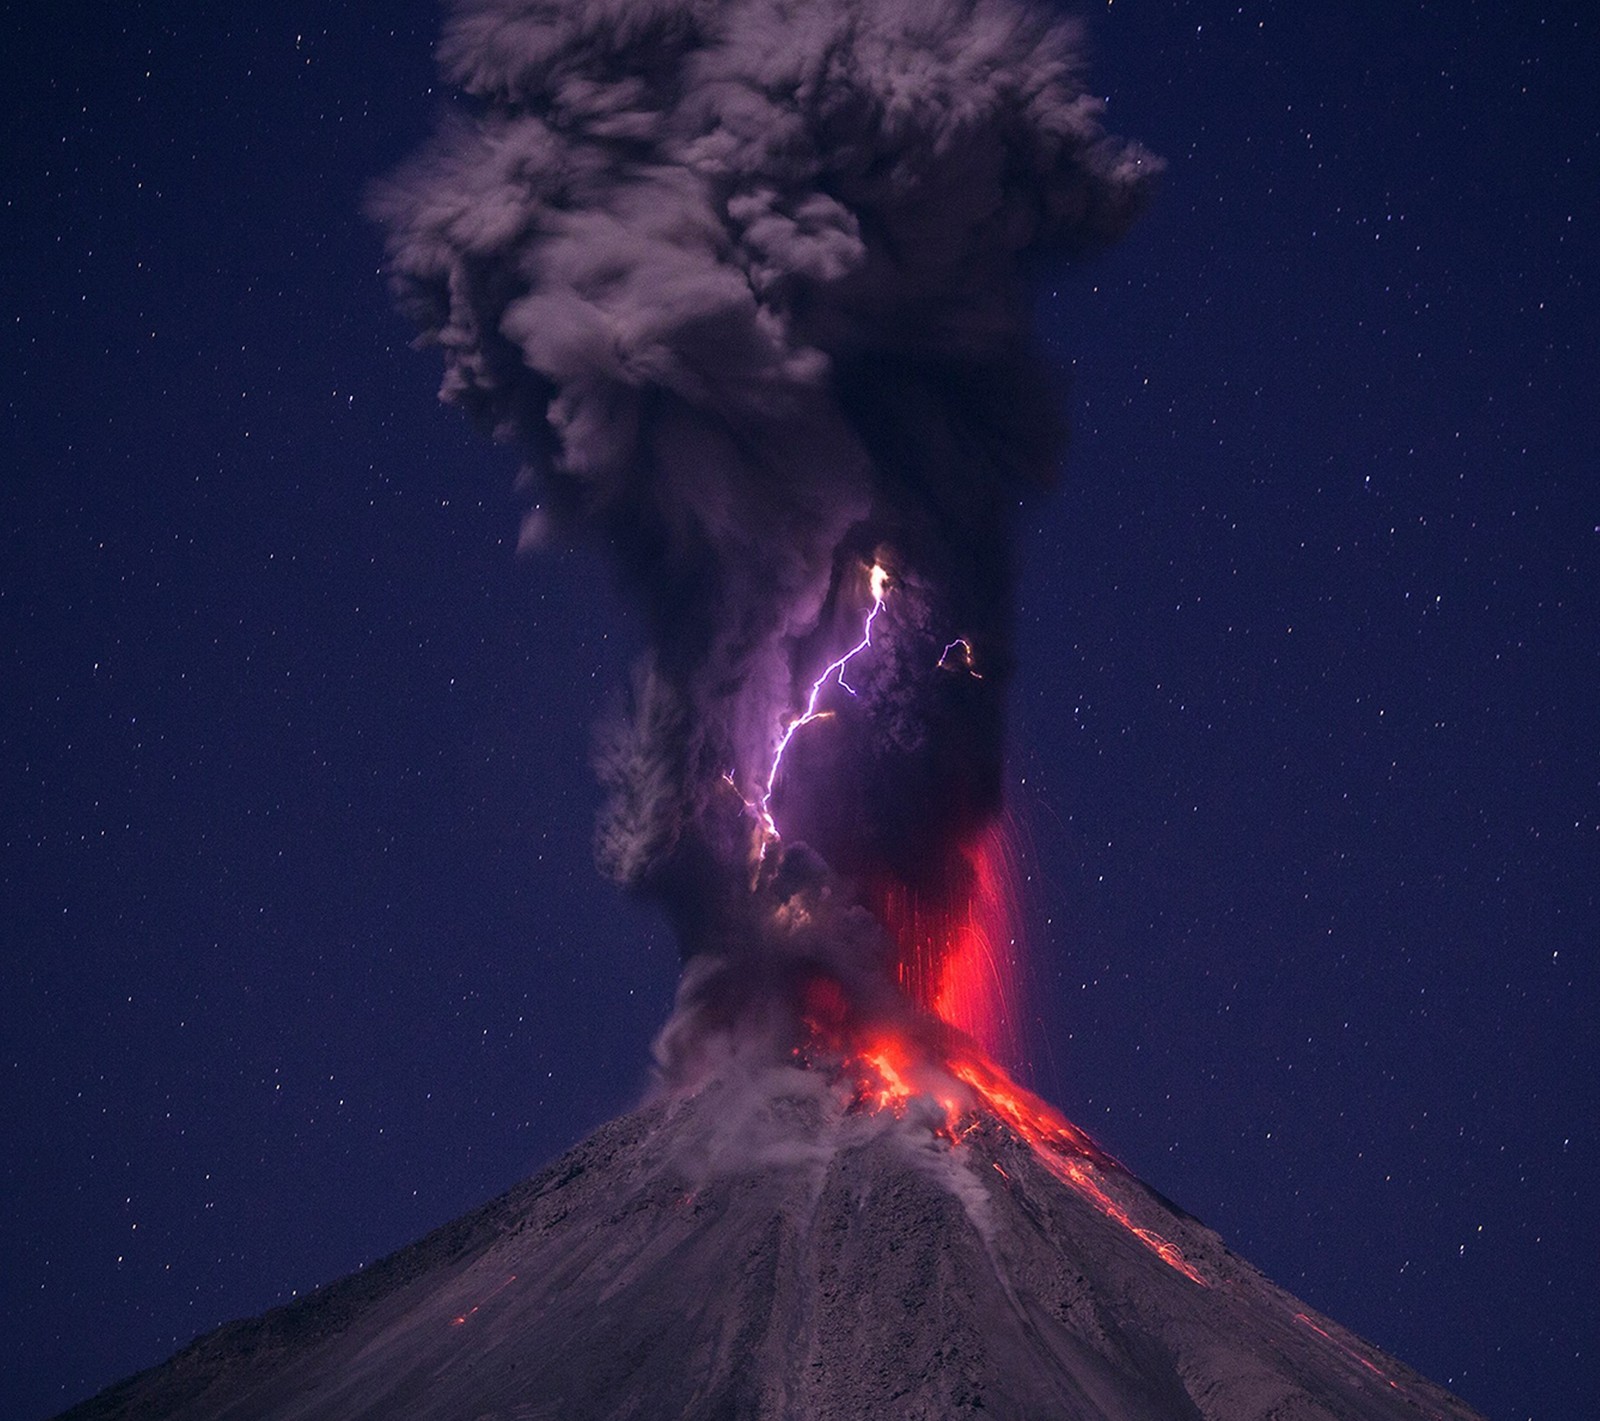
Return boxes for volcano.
[60,1059,1484,1421]
[67,8,1488,1418]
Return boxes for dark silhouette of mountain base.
[59,1066,1485,1421]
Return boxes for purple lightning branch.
[736,567,991,854]
[938,638,982,678]
[750,563,890,850]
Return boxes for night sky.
[3,3,1593,1419]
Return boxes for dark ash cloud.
[371,0,1157,1072]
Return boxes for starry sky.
[2,4,1593,1419]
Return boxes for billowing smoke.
[371,0,1156,1080]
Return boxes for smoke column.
[371,0,1157,1081]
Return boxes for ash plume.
[371,0,1158,1076]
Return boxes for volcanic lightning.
[370,0,1208,1307]
[371,0,1163,1024]
[748,561,891,853]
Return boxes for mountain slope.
[60,1067,1484,1421]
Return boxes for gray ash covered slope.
[61,1067,1484,1421]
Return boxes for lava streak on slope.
[795,978,1210,1290]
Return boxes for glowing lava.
[754,562,1206,1287]
[824,1022,1209,1288]
[946,1050,1209,1286]
[877,820,1025,1070]
[938,637,983,677]
[450,1273,518,1327]
[1290,1311,1448,1417]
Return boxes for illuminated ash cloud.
[371,0,1157,1068]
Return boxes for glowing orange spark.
[449,1273,518,1327]
[1290,1309,1449,1415]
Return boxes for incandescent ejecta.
[48,2,1493,1418]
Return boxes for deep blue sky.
[3,4,1593,1419]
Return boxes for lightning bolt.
[939,637,983,678]
[733,564,982,858]
[749,563,889,852]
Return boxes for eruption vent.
[371,0,1159,1073]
